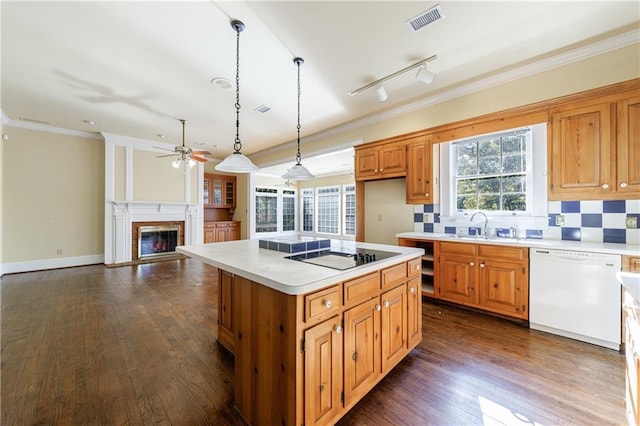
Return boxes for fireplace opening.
[138,225,180,259]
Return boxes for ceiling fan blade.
[191,156,208,163]
[192,150,212,156]
[154,146,176,152]
[156,153,179,158]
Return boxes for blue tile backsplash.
[413,199,640,245]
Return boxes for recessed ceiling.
[2,1,638,177]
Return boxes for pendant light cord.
[233,22,242,154]
[295,57,303,165]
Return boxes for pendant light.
[215,19,258,173]
[282,57,315,180]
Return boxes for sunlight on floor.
[479,396,543,426]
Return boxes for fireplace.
[137,225,180,259]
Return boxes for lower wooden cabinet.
[204,221,240,243]
[219,257,422,425]
[437,241,529,320]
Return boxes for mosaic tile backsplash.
[413,199,640,245]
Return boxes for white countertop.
[177,239,424,295]
[397,232,640,256]
[619,271,640,301]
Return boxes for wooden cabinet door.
[212,177,224,206]
[406,136,433,204]
[407,277,422,349]
[223,177,236,208]
[218,270,234,352]
[549,102,614,200]
[344,298,380,407]
[214,226,229,242]
[380,284,407,373]
[203,226,215,243]
[229,223,240,241]
[617,96,640,195]
[304,316,343,426]
[378,142,406,176]
[355,146,379,180]
[438,254,476,305]
[477,259,528,319]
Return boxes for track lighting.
[348,54,437,101]
[375,85,388,102]
[415,64,436,85]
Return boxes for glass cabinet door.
[213,180,223,205]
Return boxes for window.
[255,188,278,233]
[255,186,297,235]
[343,185,356,236]
[299,184,356,239]
[440,123,547,224]
[454,129,529,213]
[317,186,340,234]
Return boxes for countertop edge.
[397,232,640,256]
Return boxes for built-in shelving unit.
[398,238,436,298]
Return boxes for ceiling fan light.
[376,85,388,102]
[282,163,315,180]
[415,65,436,85]
[187,158,196,168]
[172,159,181,168]
[216,151,259,173]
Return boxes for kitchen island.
[177,239,424,426]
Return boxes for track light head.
[376,85,388,102]
[415,65,436,85]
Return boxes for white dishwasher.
[529,248,622,350]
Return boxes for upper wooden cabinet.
[204,173,236,208]
[406,135,437,204]
[355,140,406,181]
[549,91,640,200]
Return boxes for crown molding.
[1,109,103,140]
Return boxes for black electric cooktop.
[285,248,399,270]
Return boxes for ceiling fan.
[156,119,210,166]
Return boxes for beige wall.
[2,127,104,263]
[364,179,415,245]
[131,149,188,202]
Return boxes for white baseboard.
[0,254,105,276]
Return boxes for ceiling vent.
[254,104,271,114]
[406,4,445,32]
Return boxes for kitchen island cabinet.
[177,240,423,426]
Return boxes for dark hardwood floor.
[1,259,626,425]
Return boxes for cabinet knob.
[334,325,342,334]
[425,193,429,197]
[620,182,628,188]
[375,304,382,311]
[383,300,390,308]
[410,287,416,294]
[470,262,475,267]
[601,183,609,189]
[323,300,332,309]
[479,263,485,268]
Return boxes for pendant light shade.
[281,57,314,181]
[216,19,258,173]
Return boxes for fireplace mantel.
[106,201,199,264]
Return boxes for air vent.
[406,4,445,32]
[254,104,271,113]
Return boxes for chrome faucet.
[470,211,488,238]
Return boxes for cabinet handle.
[493,283,498,289]
[383,301,390,308]
[375,304,382,311]
[470,262,475,267]
[410,287,416,294]
[601,183,609,189]
[380,168,384,172]
[620,182,628,188]
[479,263,485,268]
[323,300,332,309]
[334,325,342,334]
[425,193,429,197]
[352,352,358,361]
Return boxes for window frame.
[254,185,298,236]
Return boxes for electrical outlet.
[627,216,638,229]
[555,215,565,226]
[56,248,63,255]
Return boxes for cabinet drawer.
[344,272,379,308]
[305,286,341,323]
[439,241,477,256]
[407,258,421,277]
[381,263,407,289]
[478,245,527,262]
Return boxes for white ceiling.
[2,1,639,177]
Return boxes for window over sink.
[439,123,548,230]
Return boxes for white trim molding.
[1,254,104,276]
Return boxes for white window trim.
[299,185,356,241]
[254,186,298,237]
[439,122,548,233]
